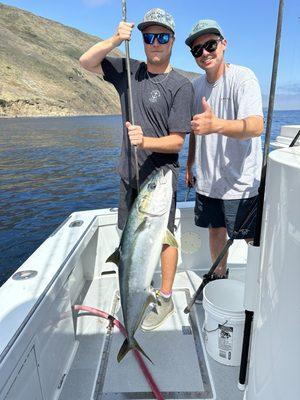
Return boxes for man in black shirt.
[80,8,193,330]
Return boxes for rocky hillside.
[0,2,198,117]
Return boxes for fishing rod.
[121,0,140,192]
[184,197,258,313]
[184,177,196,201]
[184,0,285,315]
[238,0,285,389]
[253,0,285,247]
[289,129,300,147]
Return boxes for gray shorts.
[118,168,178,233]
[194,193,258,239]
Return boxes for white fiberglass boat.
[0,132,299,400]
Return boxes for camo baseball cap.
[137,8,175,33]
[185,19,224,47]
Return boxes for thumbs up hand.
[191,97,219,135]
[201,97,211,113]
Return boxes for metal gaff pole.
[121,0,140,192]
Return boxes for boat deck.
[0,207,249,400]
[59,266,246,400]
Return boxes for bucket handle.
[203,320,228,333]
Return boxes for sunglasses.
[143,33,173,45]
[191,38,222,58]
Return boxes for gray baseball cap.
[137,8,175,33]
[185,19,224,47]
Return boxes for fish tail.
[117,338,131,363]
[134,338,153,364]
[117,338,153,364]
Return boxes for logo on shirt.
[221,97,231,101]
[149,89,161,103]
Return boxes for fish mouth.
[139,209,168,217]
[138,200,168,216]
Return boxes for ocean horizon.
[0,110,299,285]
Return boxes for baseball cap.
[137,8,175,33]
[185,19,224,47]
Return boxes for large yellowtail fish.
[107,168,178,362]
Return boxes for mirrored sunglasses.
[191,38,222,58]
[143,33,173,45]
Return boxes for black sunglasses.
[143,33,173,45]
[191,38,222,58]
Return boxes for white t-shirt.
[193,64,263,199]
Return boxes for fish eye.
[148,182,156,191]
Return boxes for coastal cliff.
[0,2,198,118]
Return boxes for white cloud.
[83,0,110,7]
[262,83,300,110]
[277,83,300,95]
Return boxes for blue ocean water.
[0,110,299,285]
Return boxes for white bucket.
[203,279,245,366]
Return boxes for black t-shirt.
[102,56,194,186]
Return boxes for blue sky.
[2,0,300,109]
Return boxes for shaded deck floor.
[59,265,246,400]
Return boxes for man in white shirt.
[185,19,264,279]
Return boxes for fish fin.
[132,293,156,335]
[149,289,157,303]
[106,248,120,266]
[134,218,148,235]
[117,338,153,364]
[133,338,153,364]
[162,229,178,248]
[117,338,131,363]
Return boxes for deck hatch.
[95,289,214,399]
